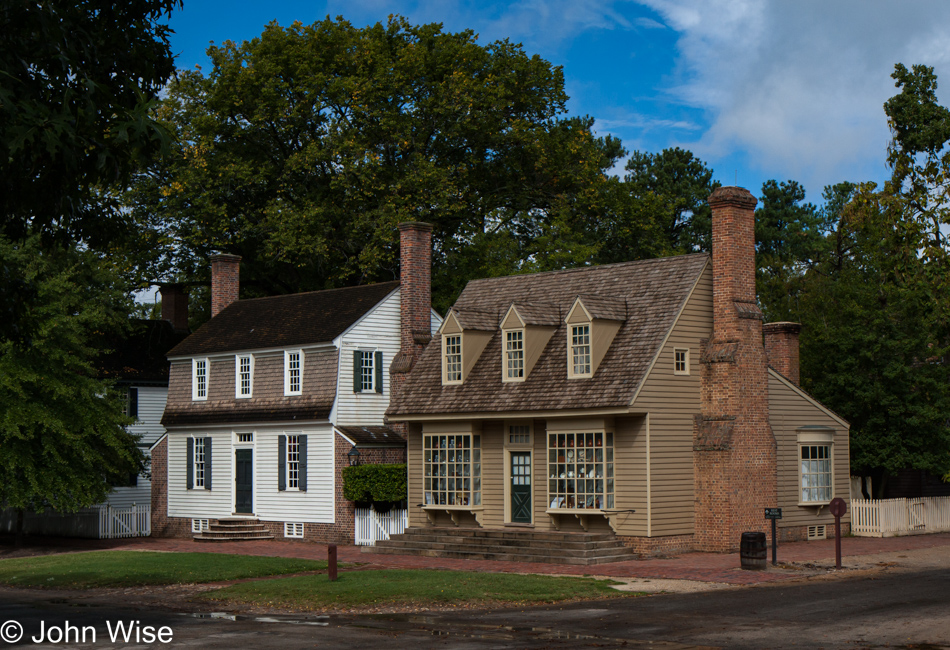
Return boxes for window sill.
[798,500,833,508]
[545,508,608,515]
[421,505,483,511]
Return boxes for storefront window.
[424,434,481,507]
[547,432,613,510]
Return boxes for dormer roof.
[504,302,561,327]
[388,253,710,417]
[443,307,498,332]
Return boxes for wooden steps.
[193,518,274,542]
[362,526,636,565]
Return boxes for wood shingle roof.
[168,281,400,356]
[388,254,709,416]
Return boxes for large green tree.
[124,16,625,314]
[0,236,144,528]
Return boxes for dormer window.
[192,358,208,401]
[284,350,302,396]
[565,296,626,379]
[444,335,462,383]
[571,325,592,376]
[439,309,495,386]
[505,330,524,380]
[236,354,253,398]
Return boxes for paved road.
[1,565,948,649]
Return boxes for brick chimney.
[763,322,802,386]
[694,186,776,552]
[210,254,241,318]
[390,222,433,401]
[159,283,189,332]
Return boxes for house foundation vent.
[191,519,210,533]
[284,522,304,538]
[807,524,826,540]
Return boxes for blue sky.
[167,0,950,206]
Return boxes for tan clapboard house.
[383,187,850,560]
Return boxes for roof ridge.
[230,280,400,304]
[464,252,709,286]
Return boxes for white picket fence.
[355,507,407,546]
[95,504,151,539]
[850,497,950,537]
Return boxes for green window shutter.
[298,435,308,492]
[353,351,361,393]
[187,437,194,489]
[375,351,383,394]
[128,387,138,419]
[204,437,212,490]
[278,434,286,491]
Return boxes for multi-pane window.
[509,424,530,445]
[444,335,462,383]
[194,437,206,488]
[121,387,138,418]
[505,330,524,380]
[360,351,375,392]
[548,432,613,510]
[287,434,300,489]
[674,348,689,375]
[285,351,302,395]
[423,434,480,507]
[237,433,253,443]
[571,325,591,376]
[236,355,253,398]
[800,445,832,502]
[193,359,208,400]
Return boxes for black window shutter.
[128,387,138,419]
[204,437,212,490]
[375,351,383,394]
[278,434,286,491]
[298,435,308,492]
[353,351,361,392]
[187,437,194,489]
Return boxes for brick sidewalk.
[3,532,949,586]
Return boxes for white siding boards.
[105,385,167,508]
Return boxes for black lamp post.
[347,446,361,466]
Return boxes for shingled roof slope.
[168,281,400,356]
[388,254,709,416]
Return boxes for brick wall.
[618,533,696,557]
[694,186,777,553]
[763,322,802,386]
[159,284,189,332]
[150,436,189,538]
[210,254,241,317]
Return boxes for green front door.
[235,449,253,514]
[510,452,531,523]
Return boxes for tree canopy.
[124,16,626,313]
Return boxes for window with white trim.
[359,350,375,392]
[192,358,208,400]
[800,444,832,503]
[674,348,689,375]
[424,434,480,507]
[547,432,613,510]
[237,432,253,443]
[505,330,524,381]
[287,434,300,490]
[284,522,304,538]
[285,350,302,395]
[193,437,206,488]
[121,387,138,418]
[235,354,253,398]
[570,325,592,377]
[444,335,462,383]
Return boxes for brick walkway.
[4,532,949,586]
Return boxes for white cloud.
[636,0,950,192]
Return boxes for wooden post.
[328,543,338,581]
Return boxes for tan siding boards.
[628,265,713,537]
[769,372,851,528]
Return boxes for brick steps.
[362,526,636,565]
[194,518,274,542]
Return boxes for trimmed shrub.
[342,463,407,504]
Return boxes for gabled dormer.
[565,295,626,379]
[500,303,559,383]
[439,308,496,385]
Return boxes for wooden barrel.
[740,532,767,570]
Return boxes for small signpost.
[764,507,782,565]
[328,543,338,582]
[829,497,847,570]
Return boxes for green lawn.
[0,551,326,588]
[201,569,628,609]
